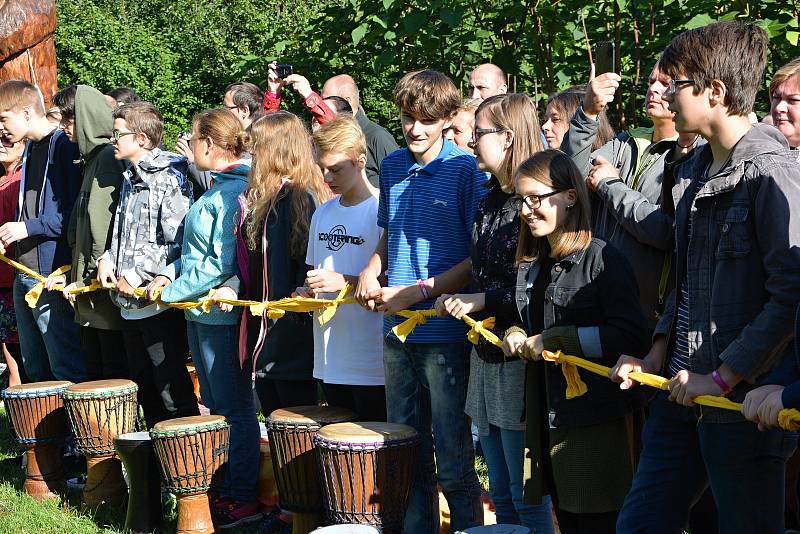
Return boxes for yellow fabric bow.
[25,264,72,308]
[779,408,800,431]
[542,350,588,399]
[318,284,355,326]
[392,309,437,342]
[463,315,500,346]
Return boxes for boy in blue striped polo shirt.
[356,70,487,533]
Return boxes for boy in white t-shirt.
[295,116,386,420]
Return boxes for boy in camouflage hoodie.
[97,102,199,427]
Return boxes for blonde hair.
[770,57,800,98]
[246,111,329,257]
[476,93,544,189]
[514,150,592,264]
[312,115,367,161]
[0,80,45,115]
[192,108,249,159]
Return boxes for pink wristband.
[711,369,733,396]
[417,279,430,300]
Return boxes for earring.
[566,204,574,210]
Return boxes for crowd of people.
[0,19,800,534]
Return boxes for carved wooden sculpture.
[0,0,58,106]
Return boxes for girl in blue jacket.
[148,108,261,529]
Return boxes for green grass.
[0,405,261,534]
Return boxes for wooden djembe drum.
[63,379,139,509]
[2,381,72,499]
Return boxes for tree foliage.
[55,0,799,142]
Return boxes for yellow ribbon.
[391,309,437,342]
[779,408,800,431]
[318,284,355,326]
[541,350,589,399]
[24,264,72,308]
[463,315,500,346]
[539,350,800,431]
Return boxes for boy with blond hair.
[297,116,386,420]
[356,69,486,533]
[0,80,84,383]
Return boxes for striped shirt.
[378,139,488,342]
[668,169,711,377]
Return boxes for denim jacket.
[655,124,800,422]
[515,238,649,428]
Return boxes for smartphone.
[594,41,616,75]
[276,64,294,79]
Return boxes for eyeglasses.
[510,191,563,211]
[667,79,695,96]
[112,130,140,141]
[470,128,505,144]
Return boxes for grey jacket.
[100,148,192,317]
[563,106,697,326]
[655,124,800,421]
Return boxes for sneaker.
[213,497,263,529]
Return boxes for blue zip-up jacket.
[159,162,249,325]
[18,129,82,276]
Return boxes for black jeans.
[321,382,386,421]
[255,375,318,418]
[122,309,198,428]
[81,326,128,381]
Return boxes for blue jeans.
[14,273,85,383]
[480,425,554,534]
[187,321,259,501]
[383,338,483,533]
[617,392,797,534]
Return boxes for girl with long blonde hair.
[242,111,329,415]
[434,93,554,533]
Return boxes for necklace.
[677,135,700,149]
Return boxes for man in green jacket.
[50,84,127,380]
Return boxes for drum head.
[268,405,356,425]
[152,415,226,433]
[3,381,72,396]
[316,422,418,444]
[312,525,380,533]
[460,526,531,534]
[115,431,151,443]
[66,379,137,394]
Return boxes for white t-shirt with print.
[306,194,384,385]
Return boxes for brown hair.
[475,93,544,189]
[0,80,45,115]
[546,86,614,150]
[770,57,800,99]
[247,111,330,258]
[514,149,592,264]
[192,108,250,159]
[658,21,768,116]
[312,115,367,161]
[393,70,461,120]
[113,101,164,149]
